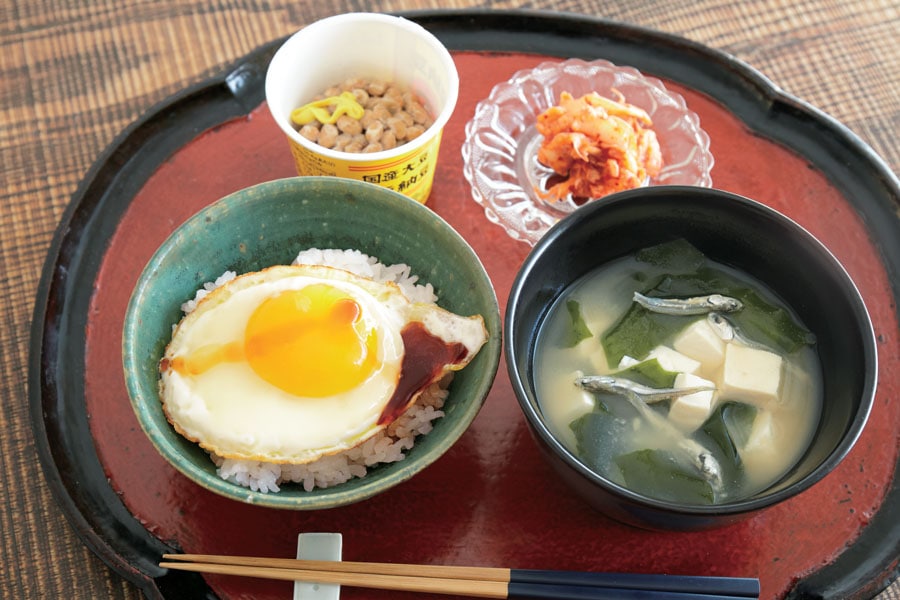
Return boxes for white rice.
[181,248,447,493]
[179,270,237,314]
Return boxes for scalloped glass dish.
[462,59,714,245]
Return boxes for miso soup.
[533,239,822,505]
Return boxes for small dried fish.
[706,311,736,341]
[576,375,716,404]
[707,312,766,349]
[575,374,723,489]
[633,291,743,315]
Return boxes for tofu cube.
[778,359,811,409]
[673,319,726,370]
[738,410,780,473]
[617,355,640,369]
[668,372,716,433]
[547,370,597,449]
[570,336,610,373]
[646,345,702,375]
[720,343,783,408]
[566,388,597,423]
[743,410,776,451]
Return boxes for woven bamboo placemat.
[2,1,897,598]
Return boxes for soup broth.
[534,240,822,505]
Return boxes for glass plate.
[462,58,714,245]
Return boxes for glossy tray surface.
[30,10,900,600]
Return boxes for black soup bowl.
[505,186,877,530]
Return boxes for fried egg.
[158,264,487,464]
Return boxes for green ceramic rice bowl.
[122,177,501,509]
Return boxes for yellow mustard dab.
[290,91,365,126]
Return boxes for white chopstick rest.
[294,533,343,600]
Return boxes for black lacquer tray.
[29,9,900,600]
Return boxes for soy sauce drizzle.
[377,321,468,426]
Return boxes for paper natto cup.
[265,13,459,204]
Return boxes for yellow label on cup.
[287,131,444,204]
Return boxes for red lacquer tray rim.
[28,9,900,600]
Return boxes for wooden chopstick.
[163,553,508,581]
[161,554,760,599]
[160,559,508,598]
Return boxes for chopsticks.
[161,553,760,599]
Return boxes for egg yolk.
[169,283,381,397]
[245,284,380,397]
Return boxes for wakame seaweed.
[613,357,678,388]
[601,301,687,366]
[570,409,625,476]
[615,448,715,504]
[720,402,757,449]
[570,402,753,505]
[699,402,756,485]
[647,267,816,354]
[563,299,592,347]
[634,238,706,273]
[601,240,815,365]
